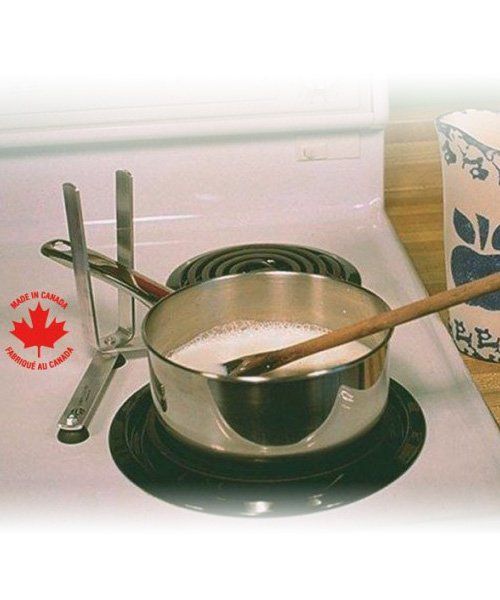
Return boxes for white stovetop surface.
[1,200,499,531]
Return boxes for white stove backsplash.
[1,130,383,247]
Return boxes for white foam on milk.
[166,320,370,377]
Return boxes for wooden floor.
[385,104,500,425]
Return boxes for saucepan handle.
[41,239,172,307]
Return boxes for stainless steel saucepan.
[42,239,392,459]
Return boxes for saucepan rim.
[141,271,393,384]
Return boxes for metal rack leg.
[57,171,138,443]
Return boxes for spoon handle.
[232,271,500,376]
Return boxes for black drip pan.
[109,380,425,517]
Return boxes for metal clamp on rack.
[55,170,143,443]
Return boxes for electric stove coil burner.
[109,380,425,517]
[166,243,361,290]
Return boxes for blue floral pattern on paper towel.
[451,208,500,362]
[452,319,499,362]
[436,118,500,183]
[451,208,500,311]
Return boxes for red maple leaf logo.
[10,302,68,358]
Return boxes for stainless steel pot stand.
[56,170,142,443]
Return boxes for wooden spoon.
[224,271,500,377]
